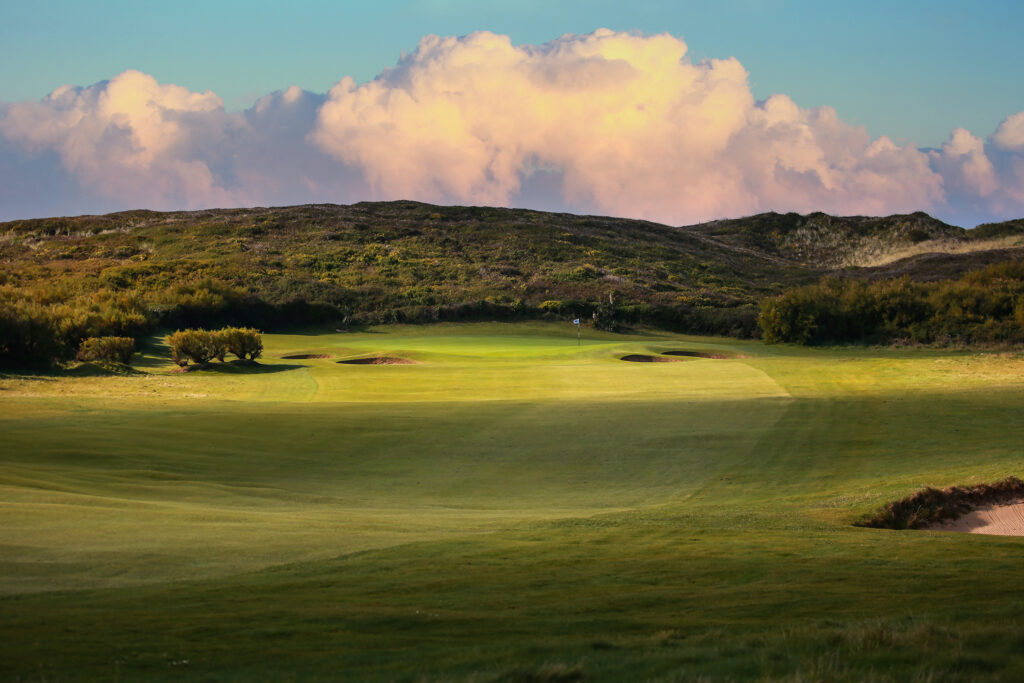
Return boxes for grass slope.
[2,323,1024,680]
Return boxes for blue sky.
[1,0,1023,224]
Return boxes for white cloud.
[0,70,241,208]
[311,29,949,222]
[1,30,1024,226]
[992,111,1024,151]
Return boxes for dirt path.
[932,501,1024,536]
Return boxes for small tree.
[166,329,216,366]
[76,336,135,364]
[221,327,263,361]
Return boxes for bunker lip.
[281,353,333,359]
[661,350,735,359]
[856,476,1024,532]
[620,354,681,363]
[338,356,417,365]
[930,501,1024,536]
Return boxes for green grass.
[2,322,1024,681]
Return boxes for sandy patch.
[931,500,1024,536]
[338,356,416,365]
[281,354,333,359]
[620,354,681,363]
[661,350,735,359]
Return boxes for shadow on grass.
[176,360,302,375]
[0,361,143,380]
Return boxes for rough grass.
[2,323,1024,681]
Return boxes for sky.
[1,0,1023,226]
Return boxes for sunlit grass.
[1,322,1023,680]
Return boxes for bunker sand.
[932,501,1024,536]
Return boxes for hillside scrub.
[759,261,1024,345]
[2,202,1023,367]
[75,336,135,364]
[857,477,1024,530]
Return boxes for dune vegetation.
[4,201,1024,367]
[2,322,1023,680]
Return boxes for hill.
[690,210,1024,268]
[2,201,1024,363]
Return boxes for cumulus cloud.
[312,30,950,222]
[0,70,241,209]
[2,30,1024,225]
[0,72,357,214]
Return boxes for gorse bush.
[167,327,262,366]
[759,262,1024,345]
[167,329,217,366]
[218,327,263,361]
[76,336,135,364]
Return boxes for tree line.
[4,260,1022,368]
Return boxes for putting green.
[2,323,1023,680]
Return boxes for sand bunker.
[281,354,333,359]
[338,356,416,365]
[661,350,733,359]
[620,354,682,363]
[930,501,1024,536]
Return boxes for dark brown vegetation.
[857,477,1024,530]
[661,350,732,359]
[337,356,415,365]
[1,201,1023,367]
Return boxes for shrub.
[220,327,263,361]
[210,330,228,362]
[591,301,618,331]
[76,336,135,364]
[166,329,216,366]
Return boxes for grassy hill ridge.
[689,210,1024,268]
[5,201,1023,306]
[3,201,1024,364]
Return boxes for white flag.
[573,318,580,325]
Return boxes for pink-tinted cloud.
[2,30,1024,226]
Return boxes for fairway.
[2,323,1024,680]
